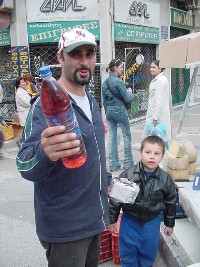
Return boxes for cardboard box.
[160,32,200,68]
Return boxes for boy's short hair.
[140,135,165,155]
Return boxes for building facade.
[0,0,199,121]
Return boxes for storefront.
[1,0,104,120]
[113,0,161,116]
[1,0,195,122]
[0,25,15,120]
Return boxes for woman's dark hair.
[140,135,165,156]
[15,77,25,89]
[23,74,34,83]
[151,60,165,72]
[106,59,123,72]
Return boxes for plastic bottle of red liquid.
[39,65,87,168]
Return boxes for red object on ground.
[112,233,121,265]
[112,213,122,265]
[98,229,112,263]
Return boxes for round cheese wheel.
[167,167,189,180]
[168,139,186,158]
[184,140,197,163]
[167,151,189,170]
[189,158,200,175]
[169,138,197,162]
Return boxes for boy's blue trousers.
[119,213,161,267]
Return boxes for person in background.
[0,83,3,103]
[109,135,177,267]
[0,86,8,148]
[23,73,38,97]
[16,28,109,267]
[0,113,6,148]
[15,77,31,128]
[102,59,134,172]
[146,60,172,143]
[15,77,32,147]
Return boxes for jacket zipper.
[90,101,107,229]
[72,95,107,228]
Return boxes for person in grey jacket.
[102,59,134,172]
[16,28,109,267]
[109,135,177,267]
[0,113,6,148]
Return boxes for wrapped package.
[109,178,140,204]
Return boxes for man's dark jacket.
[16,92,109,242]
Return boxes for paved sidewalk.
[1,101,199,267]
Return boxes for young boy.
[109,135,177,267]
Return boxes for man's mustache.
[76,66,91,72]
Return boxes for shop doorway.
[115,42,156,117]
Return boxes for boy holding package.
[109,135,177,267]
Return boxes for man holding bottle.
[16,28,109,267]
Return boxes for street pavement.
[0,102,199,267]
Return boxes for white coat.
[15,87,31,127]
[146,72,172,142]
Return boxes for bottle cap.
[39,66,52,77]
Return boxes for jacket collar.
[152,72,164,82]
[68,91,99,122]
[134,161,161,180]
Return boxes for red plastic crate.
[98,229,112,263]
[113,255,121,265]
[112,233,121,265]
[115,212,122,234]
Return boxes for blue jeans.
[106,106,133,171]
[119,213,161,267]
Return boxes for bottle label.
[45,108,81,137]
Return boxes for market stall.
[159,32,200,134]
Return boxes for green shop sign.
[0,28,11,46]
[114,22,159,44]
[28,21,100,44]
[171,8,194,30]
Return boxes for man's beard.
[74,66,92,85]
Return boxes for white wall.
[99,0,114,82]
[158,0,171,83]
[26,0,99,22]
[10,0,28,46]
[190,67,200,101]
[99,0,115,118]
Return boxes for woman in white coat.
[146,60,172,142]
[15,77,31,127]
